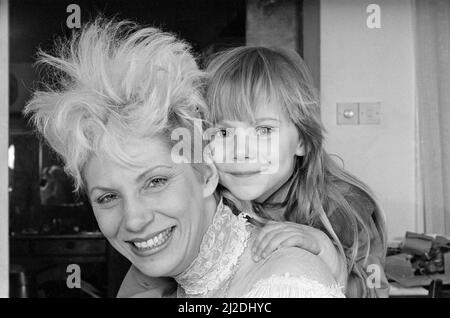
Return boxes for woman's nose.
[122,199,155,233]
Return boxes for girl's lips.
[218,163,272,176]
[227,170,261,178]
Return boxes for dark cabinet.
[10,234,130,298]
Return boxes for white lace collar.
[174,199,251,296]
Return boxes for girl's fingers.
[252,223,306,255]
[252,222,326,260]
[253,228,281,260]
[280,235,321,255]
[259,232,300,259]
[254,230,302,261]
[256,231,322,262]
[252,222,286,253]
[252,222,330,263]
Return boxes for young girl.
[204,46,388,298]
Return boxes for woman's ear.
[202,161,219,198]
[295,140,305,156]
[202,151,219,198]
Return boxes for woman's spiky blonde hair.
[24,18,207,192]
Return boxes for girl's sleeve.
[243,273,345,298]
[346,215,390,298]
[331,189,390,298]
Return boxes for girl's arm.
[330,190,390,298]
[347,256,389,298]
[345,217,390,298]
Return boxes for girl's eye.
[215,128,233,138]
[256,126,273,136]
[144,177,168,190]
[96,193,118,205]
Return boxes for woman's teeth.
[133,227,172,250]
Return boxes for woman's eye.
[256,126,273,136]
[144,177,168,190]
[215,128,233,138]
[96,193,118,205]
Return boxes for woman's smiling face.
[84,137,215,277]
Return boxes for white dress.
[173,200,345,298]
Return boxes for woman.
[24,18,344,298]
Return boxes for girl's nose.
[233,130,257,161]
[123,199,155,233]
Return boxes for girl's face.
[210,100,304,202]
[84,137,216,278]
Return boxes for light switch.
[359,102,381,125]
[337,103,359,125]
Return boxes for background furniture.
[10,233,130,297]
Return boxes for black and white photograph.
[0,0,449,303]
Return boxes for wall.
[246,0,300,50]
[303,0,321,89]
[320,0,418,240]
[0,0,9,298]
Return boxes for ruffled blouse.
[174,200,345,298]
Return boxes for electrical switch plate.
[359,102,381,125]
[337,103,359,125]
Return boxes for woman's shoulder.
[234,245,343,297]
[257,247,336,285]
[233,234,337,287]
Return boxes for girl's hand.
[252,221,348,288]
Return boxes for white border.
[0,0,9,298]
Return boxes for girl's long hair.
[205,46,387,282]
